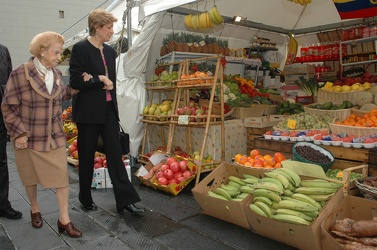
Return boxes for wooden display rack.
[139,55,226,184]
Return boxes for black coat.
[69,39,119,124]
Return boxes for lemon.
[332,85,341,92]
[341,85,351,92]
[363,82,371,89]
[351,83,360,91]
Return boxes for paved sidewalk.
[0,142,295,250]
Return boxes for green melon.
[360,103,377,112]
[355,91,374,106]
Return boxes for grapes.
[295,145,332,164]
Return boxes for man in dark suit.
[0,43,22,219]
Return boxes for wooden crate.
[253,137,376,175]
[284,73,315,85]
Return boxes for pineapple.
[219,40,225,55]
[160,37,168,56]
[213,39,221,54]
[180,32,189,52]
[187,34,196,53]
[201,34,209,54]
[175,32,183,52]
[223,40,230,56]
[194,34,202,53]
[167,32,177,53]
[208,37,215,54]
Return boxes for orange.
[238,156,248,165]
[264,164,273,169]
[266,158,276,167]
[234,154,242,163]
[274,152,286,163]
[244,162,252,167]
[263,154,272,160]
[274,162,282,168]
[253,159,264,167]
[250,149,260,159]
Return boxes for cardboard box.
[243,114,286,128]
[321,195,377,250]
[91,178,106,189]
[150,159,197,195]
[192,161,267,229]
[93,167,107,178]
[105,178,113,188]
[135,151,198,195]
[244,186,344,250]
[135,151,170,188]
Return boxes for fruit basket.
[317,88,363,105]
[329,123,377,137]
[291,141,335,172]
[303,103,352,121]
[355,176,377,201]
[232,106,267,119]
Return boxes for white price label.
[178,115,189,125]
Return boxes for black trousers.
[76,102,140,210]
[0,119,11,210]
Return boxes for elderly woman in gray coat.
[1,31,83,238]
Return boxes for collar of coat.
[24,57,61,100]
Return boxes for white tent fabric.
[138,0,197,21]
[117,11,165,158]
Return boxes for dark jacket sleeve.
[69,41,104,90]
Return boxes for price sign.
[287,119,297,129]
[178,115,189,125]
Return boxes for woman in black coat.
[69,9,144,214]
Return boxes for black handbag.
[119,124,130,155]
[96,123,130,155]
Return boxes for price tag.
[178,115,189,125]
[287,119,297,129]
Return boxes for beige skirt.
[14,147,69,188]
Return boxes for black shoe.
[0,207,22,219]
[80,203,97,211]
[118,204,145,214]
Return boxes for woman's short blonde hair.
[88,8,118,36]
[29,31,64,59]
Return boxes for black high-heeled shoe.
[80,202,97,211]
[118,204,145,214]
[57,220,82,238]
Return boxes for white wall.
[0,0,113,68]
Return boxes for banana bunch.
[207,175,259,201]
[63,121,77,134]
[208,5,223,25]
[248,169,343,226]
[184,5,223,30]
[285,32,298,65]
[287,0,312,6]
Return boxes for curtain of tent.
[116,11,165,158]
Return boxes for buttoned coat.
[1,58,78,152]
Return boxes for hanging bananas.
[287,0,312,5]
[285,32,298,65]
[184,5,223,30]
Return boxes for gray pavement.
[0,142,296,250]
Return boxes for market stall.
[62,1,377,249]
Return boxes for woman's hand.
[99,75,113,90]
[14,136,28,150]
[82,72,93,82]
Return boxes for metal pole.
[127,0,133,47]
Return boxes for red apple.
[183,106,191,115]
[176,108,184,115]
[94,163,102,169]
[170,162,180,173]
[163,169,174,180]
[169,178,178,185]
[160,164,170,171]
[177,176,186,183]
[103,159,107,167]
[155,170,164,179]
[157,177,168,185]
[174,172,183,179]
[188,100,195,108]
[182,170,192,179]
[166,157,177,166]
